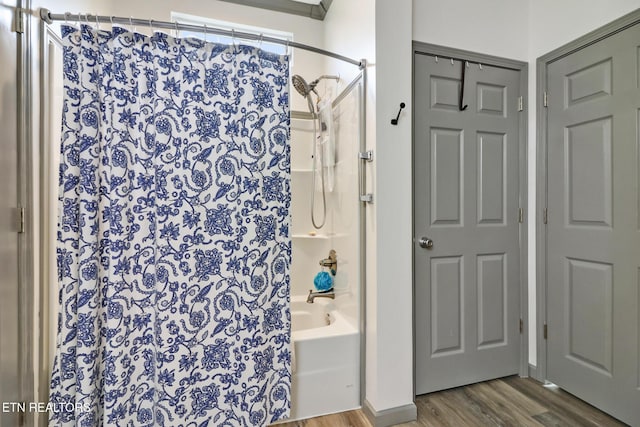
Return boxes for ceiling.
[218,0,333,20]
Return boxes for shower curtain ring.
[259,33,263,49]
[110,16,114,27]
[174,20,179,35]
[64,12,69,25]
[204,24,207,42]
[435,55,438,63]
[149,19,154,33]
[95,14,100,29]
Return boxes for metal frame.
[534,7,640,383]
[411,41,530,396]
[358,68,368,407]
[39,8,364,69]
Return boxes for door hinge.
[517,96,524,112]
[543,208,548,224]
[18,206,25,234]
[13,8,25,34]
[519,318,523,334]
[543,323,548,340]
[358,150,374,162]
[543,91,548,107]
[359,194,373,203]
[518,207,524,223]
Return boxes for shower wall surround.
[290,82,361,327]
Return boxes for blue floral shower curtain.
[50,25,291,426]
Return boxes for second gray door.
[546,19,640,427]
[414,53,522,394]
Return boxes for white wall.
[39,0,111,16]
[413,0,529,60]
[323,0,375,83]
[528,0,639,57]
[367,0,414,414]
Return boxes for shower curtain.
[50,24,291,426]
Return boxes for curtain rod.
[39,8,365,69]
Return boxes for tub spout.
[306,289,335,303]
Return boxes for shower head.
[292,74,340,116]
[292,74,340,99]
[292,75,313,98]
[292,74,318,116]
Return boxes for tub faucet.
[306,289,335,304]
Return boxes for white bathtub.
[284,295,360,422]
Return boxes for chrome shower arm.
[309,75,340,90]
[312,75,340,83]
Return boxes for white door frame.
[535,8,640,383]
[412,41,529,395]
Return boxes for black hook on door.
[459,61,468,111]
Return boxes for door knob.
[419,237,434,249]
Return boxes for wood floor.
[276,376,627,427]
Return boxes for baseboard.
[528,363,539,381]
[363,399,417,427]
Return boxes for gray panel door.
[0,2,21,427]
[414,54,521,394]
[546,21,640,426]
